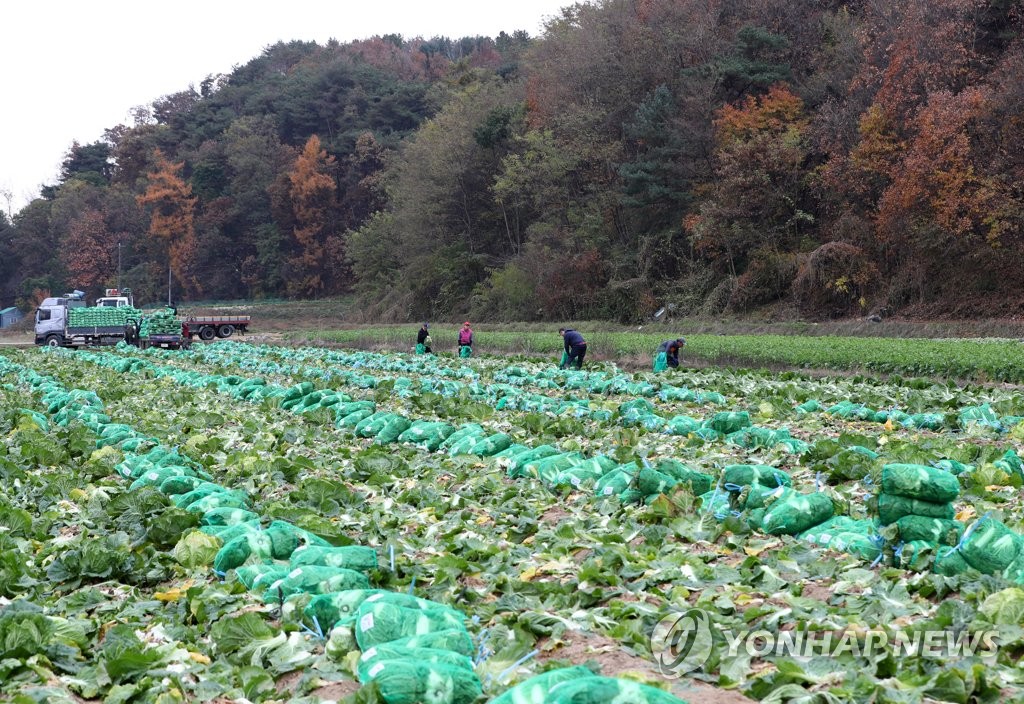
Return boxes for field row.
[299,327,1024,382]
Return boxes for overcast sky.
[0,0,571,215]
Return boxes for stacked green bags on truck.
[139,308,180,339]
[68,306,143,327]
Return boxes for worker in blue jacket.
[559,328,587,369]
[657,337,686,369]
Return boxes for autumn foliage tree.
[136,150,200,298]
[688,84,813,276]
[59,209,122,295]
[285,135,339,298]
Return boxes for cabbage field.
[2,340,1024,704]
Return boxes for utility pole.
[117,242,122,290]
[167,258,172,307]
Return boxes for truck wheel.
[44,335,62,348]
[217,324,234,338]
[199,327,216,341]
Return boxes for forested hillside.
[2,0,1022,322]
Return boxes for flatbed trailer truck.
[34,292,141,348]
[184,315,251,340]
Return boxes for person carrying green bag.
[654,337,686,371]
[458,321,473,357]
[559,328,587,369]
[415,323,431,354]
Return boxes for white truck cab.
[34,291,87,346]
[94,288,134,308]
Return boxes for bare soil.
[536,629,754,703]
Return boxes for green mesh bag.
[761,492,834,536]
[699,489,731,519]
[595,468,634,497]
[415,344,426,354]
[375,417,413,445]
[636,467,677,496]
[959,404,999,427]
[265,520,331,552]
[158,475,204,496]
[547,676,687,704]
[665,416,701,436]
[619,398,655,415]
[653,352,668,372]
[559,351,570,367]
[725,427,784,450]
[798,516,861,536]
[199,520,261,544]
[201,507,261,527]
[722,464,791,488]
[354,602,468,650]
[398,422,455,447]
[795,400,821,414]
[880,463,960,503]
[893,540,936,570]
[370,660,481,704]
[447,432,487,456]
[493,443,532,459]
[290,545,378,572]
[439,424,486,452]
[733,483,792,511]
[746,508,767,532]
[459,345,472,358]
[381,629,475,657]
[235,564,290,590]
[959,518,1021,574]
[523,453,585,483]
[893,516,963,547]
[821,532,882,561]
[994,449,1024,479]
[357,645,474,683]
[303,589,387,630]
[901,413,946,430]
[260,565,371,601]
[214,521,327,572]
[933,546,972,577]
[1002,553,1024,585]
[704,411,751,435]
[621,489,645,503]
[338,408,374,429]
[358,593,466,621]
[490,666,598,704]
[171,484,236,509]
[551,457,615,489]
[334,401,377,418]
[831,532,880,560]
[470,433,513,457]
[654,460,712,494]
[356,412,401,438]
[128,465,198,490]
[186,492,252,514]
[504,445,559,475]
[215,532,274,573]
[933,459,973,475]
[876,493,955,525]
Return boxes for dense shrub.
[794,242,878,317]
[729,249,798,311]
